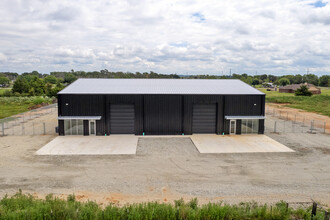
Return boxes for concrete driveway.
[191,134,294,153]
[36,135,138,155]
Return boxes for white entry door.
[89,120,96,135]
[230,120,236,135]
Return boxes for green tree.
[30,77,45,95]
[64,73,77,84]
[319,75,329,87]
[47,82,65,97]
[303,74,318,85]
[295,85,312,96]
[278,78,290,86]
[12,77,29,94]
[293,74,303,84]
[251,79,260,86]
[0,76,10,87]
[44,75,57,84]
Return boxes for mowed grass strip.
[0,191,328,220]
[258,88,330,117]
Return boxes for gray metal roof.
[58,78,264,95]
[225,116,266,120]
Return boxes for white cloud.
[0,0,329,75]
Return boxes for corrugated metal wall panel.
[57,94,265,136]
[58,94,106,135]
[144,95,182,135]
[225,95,263,116]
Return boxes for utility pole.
[230,68,231,78]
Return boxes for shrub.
[295,85,312,96]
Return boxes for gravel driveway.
[0,132,329,206]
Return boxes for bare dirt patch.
[266,103,330,132]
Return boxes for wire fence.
[0,104,58,136]
[265,106,329,134]
[1,104,328,136]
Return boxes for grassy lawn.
[258,87,330,117]
[0,96,53,119]
[0,192,327,219]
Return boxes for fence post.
[311,120,314,132]
[311,202,317,219]
[283,120,285,133]
[43,123,46,135]
[324,122,326,134]
[22,123,24,135]
[274,121,277,133]
[1,122,4,136]
[292,121,294,133]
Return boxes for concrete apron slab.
[36,135,138,155]
[191,134,294,153]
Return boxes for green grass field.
[0,96,53,119]
[0,88,11,95]
[258,87,330,117]
[0,191,327,219]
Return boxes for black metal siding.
[58,94,106,135]
[225,95,263,116]
[58,94,265,136]
[144,95,182,135]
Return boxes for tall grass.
[266,95,330,117]
[0,191,327,219]
[0,96,54,119]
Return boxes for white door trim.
[89,120,96,135]
[230,120,236,135]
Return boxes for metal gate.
[192,104,217,133]
[109,104,135,134]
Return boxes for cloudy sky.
[0,0,329,75]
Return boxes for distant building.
[279,83,321,94]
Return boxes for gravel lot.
[0,131,329,206]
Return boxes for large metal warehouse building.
[57,79,265,136]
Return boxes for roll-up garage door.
[110,104,135,134]
[192,104,217,133]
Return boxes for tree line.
[0,70,329,97]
